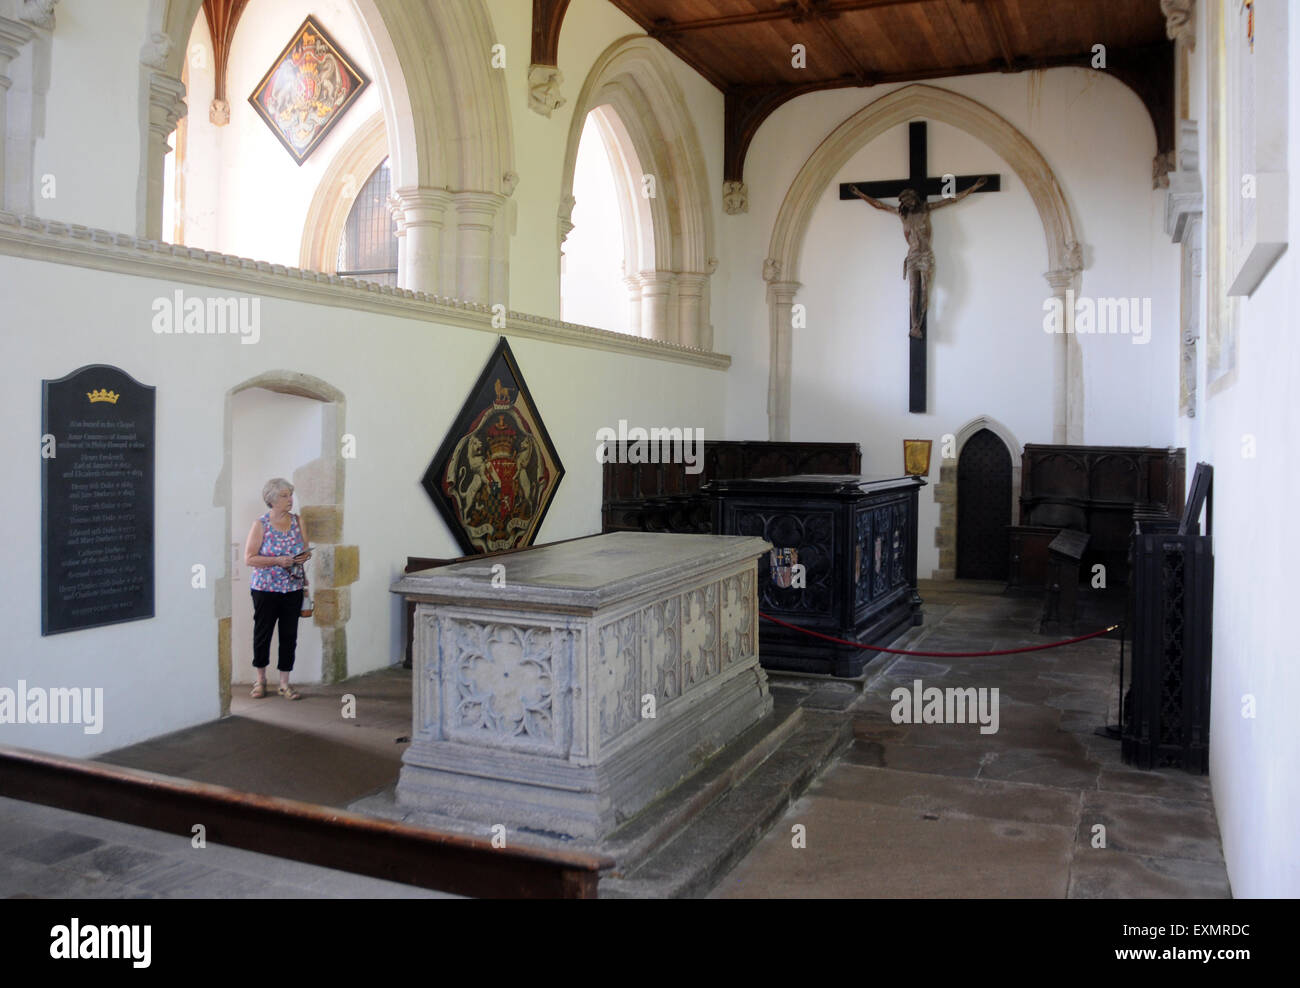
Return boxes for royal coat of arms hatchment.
[248,16,369,164]
[422,338,565,555]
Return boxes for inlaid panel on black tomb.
[732,508,836,616]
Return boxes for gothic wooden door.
[957,429,1011,580]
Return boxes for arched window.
[336,159,398,285]
[561,111,636,335]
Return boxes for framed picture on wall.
[421,338,565,555]
[248,16,370,165]
[903,439,932,477]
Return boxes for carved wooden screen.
[957,428,1011,580]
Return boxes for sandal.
[250,681,266,699]
[277,685,302,701]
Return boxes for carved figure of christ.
[839,120,1001,413]
[849,178,987,340]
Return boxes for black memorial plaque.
[42,365,155,635]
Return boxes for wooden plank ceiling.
[534,0,1173,185]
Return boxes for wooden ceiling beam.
[618,0,927,37]
[962,0,1017,71]
[531,0,573,67]
[722,41,1175,185]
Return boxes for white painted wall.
[560,113,628,334]
[0,252,726,758]
[1172,6,1300,899]
[32,0,152,233]
[230,388,324,684]
[720,70,1181,574]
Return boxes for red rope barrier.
[758,612,1120,658]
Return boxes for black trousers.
[251,589,304,672]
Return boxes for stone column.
[676,273,707,349]
[390,187,452,295]
[452,190,505,304]
[623,271,643,337]
[0,16,36,211]
[1044,253,1084,445]
[765,271,801,442]
[143,70,187,241]
[638,272,673,342]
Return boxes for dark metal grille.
[337,159,398,285]
[957,428,1012,579]
[1158,544,1186,764]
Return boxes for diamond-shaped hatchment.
[421,338,565,555]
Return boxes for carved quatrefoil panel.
[443,620,557,752]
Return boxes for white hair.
[262,478,294,507]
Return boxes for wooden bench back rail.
[0,745,611,899]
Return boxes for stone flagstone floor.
[0,582,1229,898]
[711,582,1230,898]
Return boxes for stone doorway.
[956,428,1013,580]
[216,372,358,716]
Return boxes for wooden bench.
[0,745,611,898]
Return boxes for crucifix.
[840,121,1001,413]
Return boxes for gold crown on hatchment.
[87,389,119,404]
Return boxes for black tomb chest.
[706,474,925,677]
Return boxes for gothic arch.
[763,83,1085,443]
[299,111,389,273]
[560,36,716,348]
[932,415,1022,580]
[142,0,515,300]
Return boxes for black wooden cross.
[839,121,1001,413]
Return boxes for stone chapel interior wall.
[0,252,726,759]
[721,70,1181,577]
[1173,4,1300,899]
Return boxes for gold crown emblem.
[87,389,119,404]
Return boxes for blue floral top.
[250,512,306,592]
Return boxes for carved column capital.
[765,279,801,304]
[391,186,454,222]
[527,63,565,118]
[451,190,506,229]
[558,193,576,245]
[0,15,37,70]
[146,71,188,141]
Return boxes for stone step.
[598,703,853,899]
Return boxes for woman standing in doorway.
[243,478,312,700]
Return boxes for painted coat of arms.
[422,339,565,555]
[248,16,369,164]
[770,547,799,589]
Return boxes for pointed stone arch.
[299,111,389,273]
[560,36,716,348]
[763,83,1085,444]
[143,0,515,300]
[932,415,1022,580]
